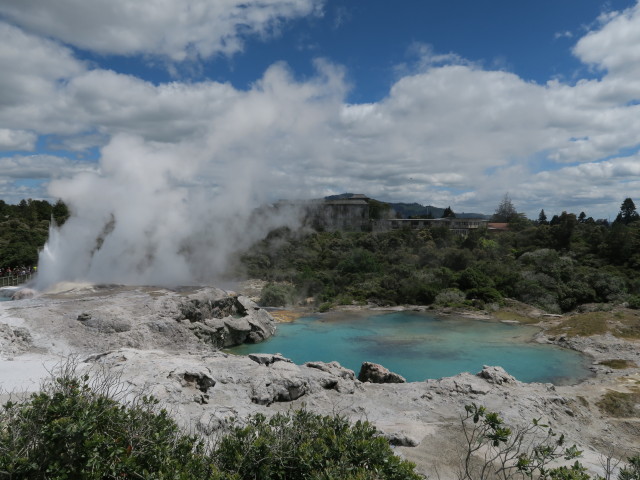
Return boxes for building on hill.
[306,194,372,231]
[373,217,488,236]
[304,194,488,235]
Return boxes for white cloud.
[0,155,98,179]
[0,154,99,204]
[573,2,640,77]
[0,129,37,151]
[516,155,640,218]
[555,30,574,40]
[1,1,640,285]
[0,22,85,135]
[0,0,323,61]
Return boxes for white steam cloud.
[36,133,306,289]
[33,61,348,289]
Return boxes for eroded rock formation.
[178,293,276,348]
[358,361,406,383]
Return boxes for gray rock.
[383,431,421,447]
[476,365,516,385]
[305,361,356,381]
[11,288,37,300]
[0,324,33,356]
[182,371,216,392]
[249,353,293,366]
[303,362,359,394]
[358,361,406,383]
[250,375,308,405]
[177,293,276,347]
[81,316,132,333]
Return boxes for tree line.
[0,198,69,269]
[242,197,640,313]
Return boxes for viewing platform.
[0,273,33,287]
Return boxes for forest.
[0,199,69,270]
[242,198,640,314]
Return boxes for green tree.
[538,209,548,225]
[492,194,518,223]
[442,206,456,218]
[551,212,578,250]
[368,199,391,220]
[616,198,639,225]
[52,199,70,224]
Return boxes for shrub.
[434,288,466,307]
[318,301,333,312]
[465,287,503,305]
[459,403,585,480]
[628,295,640,310]
[619,456,640,480]
[211,409,422,480]
[600,359,636,369]
[457,267,494,291]
[0,366,216,479]
[259,283,296,307]
[337,248,381,275]
[596,390,640,418]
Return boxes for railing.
[0,273,33,287]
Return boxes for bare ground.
[1,284,639,479]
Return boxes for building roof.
[487,222,509,231]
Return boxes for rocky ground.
[1,283,639,479]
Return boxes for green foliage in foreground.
[0,370,421,480]
[2,368,639,480]
[213,409,422,480]
[460,403,640,480]
[0,373,215,479]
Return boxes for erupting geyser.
[34,134,306,290]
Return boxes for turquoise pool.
[230,311,592,384]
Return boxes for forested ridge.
[242,198,640,313]
[0,199,69,269]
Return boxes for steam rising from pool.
[35,134,305,289]
[34,63,348,289]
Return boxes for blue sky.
[83,0,634,100]
[1,0,640,221]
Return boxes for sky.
[1,0,640,222]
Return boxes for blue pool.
[230,311,592,384]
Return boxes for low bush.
[0,366,423,480]
[619,456,640,480]
[599,359,636,369]
[628,295,640,309]
[596,389,640,418]
[0,367,216,479]
[212,409,422,480]
[434,288,466,307]
[259,282,296,307]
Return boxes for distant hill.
[389,203,489,219]
[388,203,443,218]
[324,193,359,200]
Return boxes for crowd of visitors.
[0,265,36,278]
